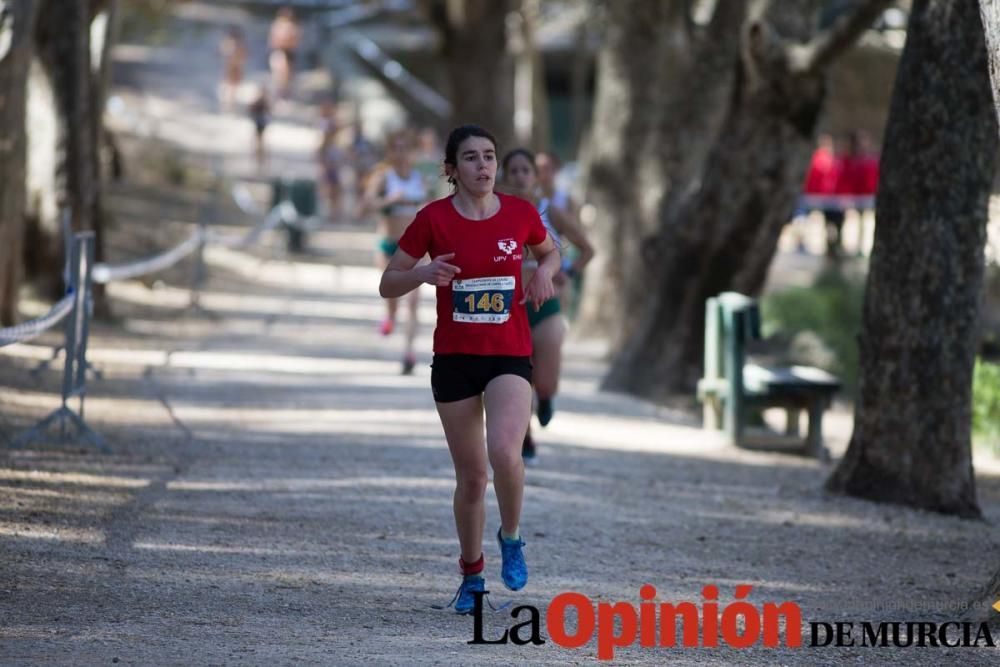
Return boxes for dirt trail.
[1,4,999,665]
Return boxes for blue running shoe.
[537,398,554,427]
[448,575,485,615]
[497,529,528,591]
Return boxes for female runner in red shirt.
[379,125,559,613]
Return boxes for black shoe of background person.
[522,432,537,466]
[536,398,554,427]
[402,354,416,376]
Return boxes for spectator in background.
[838,130,880,255]
[350,122,380,209]
[317,101,344,222]
[803,133,840,198]
[268,6,301,99]
[219,26,247,113]
[801,133,846,257]
[413,126,448,201]
[249,87,270,169]
[364,130,428,374]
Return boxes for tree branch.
[788,0,892,75]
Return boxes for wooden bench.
[697,292,841,460]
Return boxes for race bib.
[452,276,515,324]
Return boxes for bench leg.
[784,408,800,436]
[704,397,723,431]
[805,401,829,461]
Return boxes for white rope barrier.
[0,293,75,347]
[91,228,204,284]
[2,181,279,449]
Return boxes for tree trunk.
[0,0,39,325]
[603,0,891,398]
[88,0,120,318]
[577,0,750,344]
[981,0,1000,127]
[35,0,94,235]
[827,0,998,518]
[569,16,591,152]
[429,0,516,152]
[574,0,673,343]
[973,0,1000,630]
[23,55,62,297]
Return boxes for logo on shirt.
[498,239,517,255]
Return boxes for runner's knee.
[455,469,488,500]
[488,431,527,472]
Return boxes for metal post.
[31,209,103,380]
[11,233,109,452]
[190,215,207,311]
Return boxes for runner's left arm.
[521,236,559,310]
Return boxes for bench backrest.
[704,292,761,440]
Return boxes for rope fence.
[0,294,75,347]
[0,182,288,450]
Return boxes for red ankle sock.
[459,554,484,577]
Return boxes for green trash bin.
[271,178,317,253]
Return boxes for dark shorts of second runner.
[527,297,560,328]
[431,354,532,403]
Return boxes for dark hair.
[443,124,498,186]
[501,148,536,176]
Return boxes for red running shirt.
[398,192,548,356]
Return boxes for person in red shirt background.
[837,130,880,255]
[802,133,848,257]
[379,125,559,614]
[804,133,841,197]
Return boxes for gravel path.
[1,4,999,665]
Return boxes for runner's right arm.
[379,251,460,298]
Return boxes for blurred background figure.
[413,126,447,201]
[316,100,344,223]
[350,121,381,214]
[218,26,247,113]
[249,86,270,169]
[838,130,880,256]
[364,130,428,374]
[268,6,301,99]
[802,133,845,258]
[535,150,585,314]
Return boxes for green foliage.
[760,268,866,395]
[973,359,1000,451]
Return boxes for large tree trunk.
[574,0,673,343]
[827,0,998,518]
[428,0,516,152]
[603,0,890,398]
[0,0,40,325]
[973,0,1000,632]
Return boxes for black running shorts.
[430,354,532,403]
